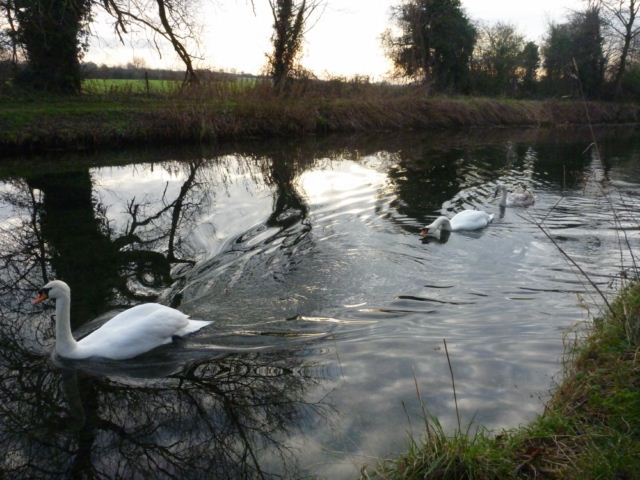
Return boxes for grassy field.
[1,80,639,154]
[83,78,181,95]
[362,282,640,479]
[82,77,259,95]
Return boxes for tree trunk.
[269,0,311,93]
[155,0,198,85]
[614,32,632,95]
[604,0,639,97]
[270,0,295,92]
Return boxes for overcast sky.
[87,0,584,79]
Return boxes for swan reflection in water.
[0,320,338,479]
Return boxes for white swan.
[494,184,535,207]
[420,210,494,237]
[32,280,211,360]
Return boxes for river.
[0,127,638,478]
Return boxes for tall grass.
[363,281,640,479]
[2,75,640,154]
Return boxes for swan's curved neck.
[54,293,78,357]
[432,216,452,231]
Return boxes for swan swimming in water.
[494,184,535,207]
[420,210,494,237]
[32,280,211,360]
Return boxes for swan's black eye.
[38,287,51,295]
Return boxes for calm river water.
[0,128,639,478]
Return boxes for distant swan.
[32,280,211,360]
[494,184,535,207]
[420,210,494,237]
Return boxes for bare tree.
[597,0,640,94]
[267,0,323,92]
[0,0,18,65]
[101,0,200,85]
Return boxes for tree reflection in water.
[0,331,331,478]
[0,150,335,479]
[0,160,209,325]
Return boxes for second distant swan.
[420,210,494,237]
[494,184,535,207]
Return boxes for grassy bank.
[363,283,640,479]
[2,81,640,155]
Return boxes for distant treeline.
[383,1,640,101]
[0,60,266,85]
[1,0,639,102]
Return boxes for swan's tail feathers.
[488,213,495,223]
[177,319,212,336]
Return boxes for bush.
[621,64,640,100]
[0,61,14,94]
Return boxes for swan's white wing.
[450,210,493,231]
[94,303,175,329]
[77,304,193,360]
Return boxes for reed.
[363,283,640,479]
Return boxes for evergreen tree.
[521,41,540,94]
[542,6,605,97]
[6,0,198,93]
[14,0,92,93]
[574,6,606,97]
[383,0,476,92]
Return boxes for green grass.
[83,78,181,94]
[0,93,164,147]
[363,283,640,479]
[81,77,259,95]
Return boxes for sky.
[86,0,584,80]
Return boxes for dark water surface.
[1,128,639,478]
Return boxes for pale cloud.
[465,0,584,37]
[86,0,585,79]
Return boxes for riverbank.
[363,283,640,479]
[2,85,640,156]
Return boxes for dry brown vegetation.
[2,79,640,155]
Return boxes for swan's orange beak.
[32,291,48,304]
[420,227,429,237]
